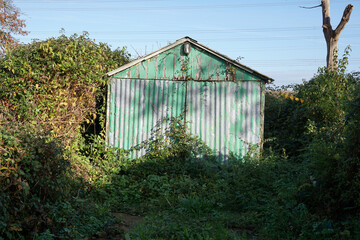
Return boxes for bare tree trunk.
[321,0,353,69]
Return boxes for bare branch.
[299,4,322,9]
[130,44,142,59]
[334,4,353,36]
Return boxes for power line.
[23,24,360,35]
[14,1,360,11]
[34,34,355,42]
[18,35,360,44]
[242,58,360,67]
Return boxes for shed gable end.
[114,43,259,81]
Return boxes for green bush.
[0,124,70,238]
[303,77,360,220]
[264,47,357,159]
[0,32,129,141]
[0,32,131,239]
[344,76,360,159]
[0,124,115,239]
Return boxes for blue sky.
[13,0,360,86]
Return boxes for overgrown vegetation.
[0,33,130,239]
[264,47,360,238]
[0,124,114,239]
[0,32,129,141]
[1,34,359,239]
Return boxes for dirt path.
[113,212,144,233]
[96,212,144,239]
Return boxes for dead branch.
[299,4,322,9]
[334,4,354,36]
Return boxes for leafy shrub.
[302,77,360,220]
[72,133,128,183]
[264,86,309,157]
[0,124,114,239]
[124,117,216,178]
[264,47,357,159]
[0,32,129,142]
[344,76,360,159]
[0,124,70,238]
[0,32,132,239]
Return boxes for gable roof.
[107,36,274,83]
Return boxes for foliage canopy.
[0,0,28,54]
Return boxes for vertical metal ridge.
[114,79,120,147]
[119,80,126,149]
[224,83,231,160]
[109,79,116,146]
[209,82,215,150]
[124,80,131,150]
[249,81,254,145]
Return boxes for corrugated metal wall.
[107,78,262,159]
[186,80,261,159]
[107,79,186,158]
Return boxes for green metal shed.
[106,37,273,159]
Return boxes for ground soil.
[95,212,144,240]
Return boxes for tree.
[321,0,353,69]
[302,1,353,69]
[0,0,28,53]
